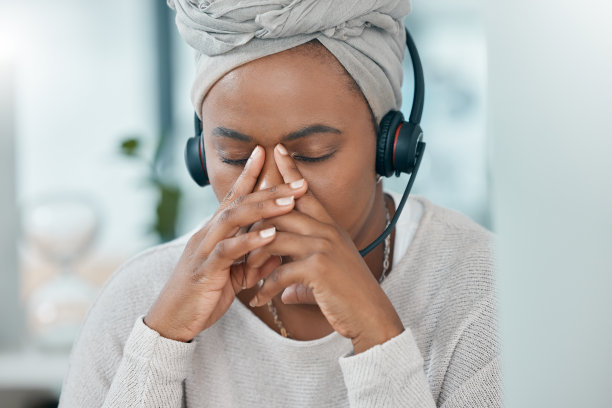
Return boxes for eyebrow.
[211,124,342,142]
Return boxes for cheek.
[204,146,243,203]
[209,167,238,203]
[306,139,377,235]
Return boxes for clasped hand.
[237,144,404,352]
[145,143,404,353]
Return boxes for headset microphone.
[185,27,426,258]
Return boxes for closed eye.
[219,157,249,166]
[291,151,336,163]
[219,151,336,167]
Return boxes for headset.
[185,27,426,257]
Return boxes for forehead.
[201,46,365,129]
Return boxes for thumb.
[281,283,317,305]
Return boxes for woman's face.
[201,43,380,244]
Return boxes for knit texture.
[58,195,501,407]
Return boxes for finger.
[281,283,317,305]
[228,253,282,293]
[245,231,328,269]
[248,260,313,307]
[193,145,263,245]
[265,211,333,235]
[241,254,282,290]
[201,180,308,252]
[232,176,307,208]
[274,144,334,223]
[247,210,329,237]
[203,227,277,278]
[244,215,335,287]
[229,261,248,294]
[230,177,307,238]
[219,145,264,209]
[273,143,303,183]
[234,226,249,237]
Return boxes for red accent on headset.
[198,138,207,176]
[392,122,403,169]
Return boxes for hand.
[144,145,309,342]
[245,144,404,353]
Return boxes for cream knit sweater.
[59,195,501,407]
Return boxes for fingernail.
[275,196,294,206]
[290,179,304,189]
[276,144,288,155]
[247,145,260,163]
[259,227,276,238]
[249,296,258,307]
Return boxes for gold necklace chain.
[265,204,392,339]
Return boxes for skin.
[145,40,404,354]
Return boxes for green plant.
[119,134,181,243]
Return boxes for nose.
[253,147,284,192]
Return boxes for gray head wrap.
[167,0,411,124]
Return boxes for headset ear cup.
[376,111,405,178]
[393,122,423,175]
[185,136,209,186]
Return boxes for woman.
[59,1,501,407]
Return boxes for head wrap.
[167,0,411,124]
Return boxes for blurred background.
[1,0,611,407]
[0,1,487,405]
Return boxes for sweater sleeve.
[338,298,502,408]
[338,328,436,407]
[59,315,197,408]
[58,243,198,408]
[103,315,197,407]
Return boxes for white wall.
[0,43,24,348]
[9,1,159,258]
[385,6,490,228]
[486,1,612,406]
